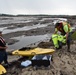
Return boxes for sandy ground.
[0,15,76,75]
[5,41,76,75]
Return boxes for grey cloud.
[0,0,76,15]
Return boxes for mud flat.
[0,15,76,75]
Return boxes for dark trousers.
[0,51,8,64]
[66,32,72,51]
[61,32,72,51]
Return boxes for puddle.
[8,34,51,50]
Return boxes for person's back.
[54,21,72,51]
[55,21,72,35]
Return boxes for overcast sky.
[0,0,76,15]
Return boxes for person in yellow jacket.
[52,34,66,50]
[54,21,72,51]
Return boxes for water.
[8,34,52,50]
[3,23,51,34]
[0,17,36,25]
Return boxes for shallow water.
[2,23,51,34]
[0,16,36,25]
[8,34,52,50]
